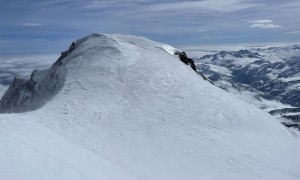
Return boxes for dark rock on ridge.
[0,42,77,113]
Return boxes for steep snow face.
[0,33,300,180]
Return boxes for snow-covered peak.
[0,33,181,113]
[0,33,299,180]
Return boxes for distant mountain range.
[194,45,300,130]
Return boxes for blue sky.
[1,0,300,53]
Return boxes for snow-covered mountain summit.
[0,34,299,180]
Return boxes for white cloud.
[248,20,273,24]
[248,19,282,29]
[250,24,281,29]
[0,53,57,87]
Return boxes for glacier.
[0,33,299,180]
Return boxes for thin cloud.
[199,34,257,40]
[22,23,44,26]
[285,31,300,34]
[131,26,206,34]
[142,0,264,13]
[248,19,282,29]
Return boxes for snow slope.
[0,33,299,180]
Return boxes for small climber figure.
[175,51,197,72]
[175,51,214,84]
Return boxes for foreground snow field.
[0,33,299,180]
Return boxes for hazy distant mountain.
[195,45,300,129]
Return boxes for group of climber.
[175,51,197,72]
[175,51,212,83]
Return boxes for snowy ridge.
[0,33,299,180]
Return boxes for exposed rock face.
[0,42,77,113]
[0,65,65,113]
[269,107,300,130]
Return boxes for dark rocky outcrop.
[0,42,77,113]
[282,122,300,131]
[282,114,300,123]
[55,41,76,66]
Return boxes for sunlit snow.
[0,34,299,180]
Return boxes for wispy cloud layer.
[0,0,300,52]
[21,23,44,26]
[141,0,263,13]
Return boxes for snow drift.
[0,33,299,180]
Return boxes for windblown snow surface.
[0,33,299,180]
